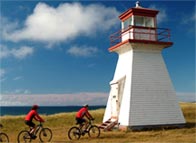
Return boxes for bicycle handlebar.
[38,121,45,126]
[88,118,95,121]
[88,118,95,124]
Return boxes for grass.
[0,102,195,143]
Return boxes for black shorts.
[25,120,35,128]
[76,117,86,124]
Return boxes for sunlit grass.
[180,102,196,123]
[0,103,195,143]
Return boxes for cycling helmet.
[83,104,89,107]
[32,104,39,110]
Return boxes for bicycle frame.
[34,123,42,135]
[78,119,93,131]
[68,119,100,140]
[85,120,93,131]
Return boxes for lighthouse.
[102,2,185,130]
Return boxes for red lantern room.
[109,1,173,51]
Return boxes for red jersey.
[76,107,92,119]
[25,110,44,122]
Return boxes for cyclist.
[76,104,94,132]
[25,105,44,139]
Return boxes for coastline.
[0,105,106,116]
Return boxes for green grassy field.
[0,102,195,143]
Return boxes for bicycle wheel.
[0,133,9,142]
[39,128,52,142]
[68,126,81,140]
[17,130,32,143]
[88,125,100,138]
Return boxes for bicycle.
[0,124,9,143]
[68,119,100,140]
[17,122,52,143]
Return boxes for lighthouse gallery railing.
[110,26,171,47]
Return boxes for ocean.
[0,105,106,116]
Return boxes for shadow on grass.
[99,133,126,139]
[184,122,196,128]
[129,122,196,132]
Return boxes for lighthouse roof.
[119,2,159,21]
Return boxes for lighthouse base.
[119,123,186,131]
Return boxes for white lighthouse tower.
[102,2,185,130]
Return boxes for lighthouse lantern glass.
[134,16,155,27]
[122,17,133,29]
[122,16,154,30]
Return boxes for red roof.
[119,7,159,21]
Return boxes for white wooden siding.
[129,47,185,125]
[103,43,185,127]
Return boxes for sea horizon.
[0,105,106,116]
[0,104,106,107]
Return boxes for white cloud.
[0,92,108,106]
[149,5,167,24]
[177,12,195,34]
[176,92,196,102]
[14,89,31,94]
[0,45,10,59]
[0,45,34,59]
[0,92,195,106]
[1,16,19,37]
[3,89,31,95]
[181,12,196,25]
[12,46,34,59]
[0,68,6,78]
[67,46,98,57]
[0,68,7,83]
[13,76,23,81]
[3,2,120,44]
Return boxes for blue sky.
[0,0,195,106]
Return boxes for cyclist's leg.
[76,117,87,132]
[81,118,88,131]
[25,121,36,136]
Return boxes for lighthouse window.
[134,16,154,28]
[123,17,133,29]
[145,17,154,27]
[123,20,129,29]
[134,16,144,26]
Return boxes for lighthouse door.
[110,76,126,119]
[110,83,119,118]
